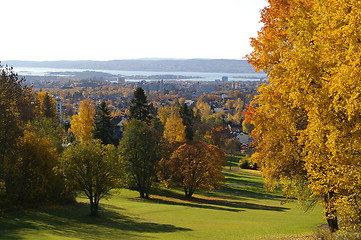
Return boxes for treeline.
[0,65,227,216]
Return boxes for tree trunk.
[184,187,194,198]
[324,192,338,232]
[326,215,338,233]
[90,201,98,216]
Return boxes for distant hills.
[3,59,257,73]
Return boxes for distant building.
[222,76,228,82]
[54,96,62,121]
[117,75,126,83]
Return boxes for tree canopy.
[158,141,225,198]
[120,119,161,198]
[129,87,153,124]
[247,0,361,231]
[61,139,125,216]
[70,99,95,143]
[93,101,115,145]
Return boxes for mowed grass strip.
[0,161,324,240]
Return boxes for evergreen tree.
[93,101,115,145]
[179,103,194,141]
[37,92,57,120]
[129,88,152,123]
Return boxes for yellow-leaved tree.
[248,0,361,232]
[163,111,186,143]
[70,99,95,143]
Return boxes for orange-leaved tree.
[158,141,226,198]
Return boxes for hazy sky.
[2,0,268,61]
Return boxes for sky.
[1,0,268,61]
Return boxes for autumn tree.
[223,139,240,170]
[6,130,67,203]
[93,101,115,145]
[0,64,34,193]
[120,119,161,198]
[70,99,95,143]
[248,0,361,232]
[158,141,226,198]
[36,92,57,120]
[61,139,125,216]
[129,87,153,124]
[163,112,186,143]
[27,117,64,153]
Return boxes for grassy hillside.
[0,159,324,240]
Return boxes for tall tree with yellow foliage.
[248,0,361,232]
[163,112,186,143]
[70,99,95,143]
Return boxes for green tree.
[37,92,57,121]
[223,139,240,170]
[93,101,115,145]
[27,117,64,153]
[120,119,161,198]
[179,103,194,141]
[61,139,125,216]
[129,87,153,123]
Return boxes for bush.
[239,156,258,170]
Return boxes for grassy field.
[0,156,325,240]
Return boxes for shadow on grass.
[209,171,284,200]
[150,188,289,213]
[0,202,191,240]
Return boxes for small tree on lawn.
[158,141,226,198]
[60,139,125,216]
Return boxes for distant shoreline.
[2,59,258,74]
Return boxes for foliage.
[0,64,34,174]
[163,111,186,143]
[27,117,64,153]
[239,156,258,170]
[70,99,95,143]
[241,120,254,135]
[93,101,115,145]
[247,0,361,232]
[36,92,57,121]
[129,87,153,124]
[179,103,194,141]
[60,139,125,216]
[120,119,161,198]
[5,130,67,204]
[158,141,226,198]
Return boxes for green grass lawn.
[0,157,325,240]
